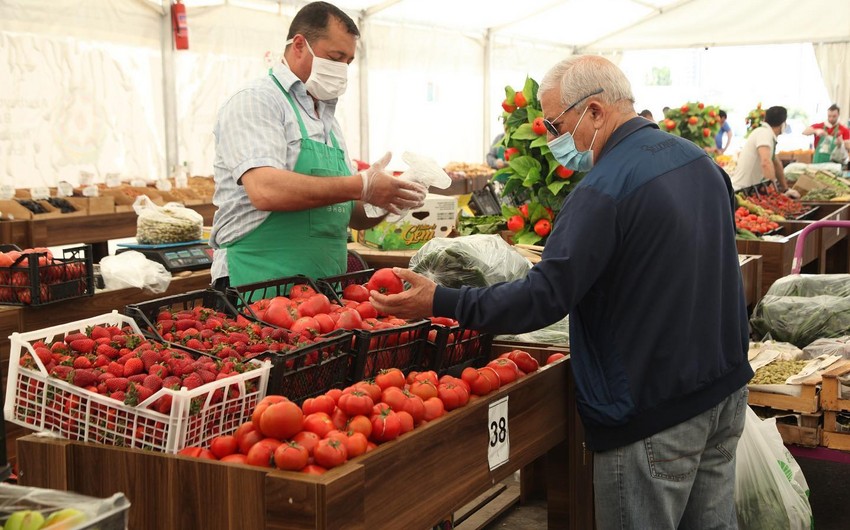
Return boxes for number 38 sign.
[488,396,509,470]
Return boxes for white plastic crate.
[4,311,270,453]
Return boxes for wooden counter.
[18,356,593,529]
[2,270,213,465]
[739,255,763,311]
[347,242,416,269]
[736,224,820,296]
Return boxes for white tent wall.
[0,0,164,187]
[815,43,850,125]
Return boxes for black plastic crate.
[0,244,93,306]
[351,319,430,380]
[264,329,356,404]
[423,324,493,377]
[226,275,324,315]
[316,269,375,302]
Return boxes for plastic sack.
[831,137,848,164]
[410,234,531,288]
[0,482,129,529]
[133,195,203,244]
[803,336,850,359]
[496,315,569,345]
[735,406,812,530]
[751,294,850,348]
[365,152,452,221]
[766,274,850,298]
[99,251,172,294]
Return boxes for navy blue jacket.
[433,118,753,451]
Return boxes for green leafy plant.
[493,77,584,245]
[745,103,766,136]
[658,101,721,148]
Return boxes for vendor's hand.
[784,188,801,199]
[369,267,436,320]
[360,152,428,215]
[816,128,826,137]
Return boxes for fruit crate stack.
[3,311,270,453]
[126,287,355,405]
[819,359,850,450]
[315,269,431,379]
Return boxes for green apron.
[224,72,352,286]
[814,128,839,164]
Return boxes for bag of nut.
[133,195,203,244]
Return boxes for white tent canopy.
[1,0,847,188]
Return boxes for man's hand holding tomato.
[369,268,436,319]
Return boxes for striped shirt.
[209,63,354,281]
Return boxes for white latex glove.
[359,152,392,205]
[784,188,801,199]
[360,152,429,216]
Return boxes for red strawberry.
[72,369,99,388]
[50,365,73,380]
[148,364,168,378]
[197,369,216,384]
[93,354,110,368]
[156,310,173,322]
[96,344,119,359]
[141,349,160,371]
[184,338,203,351]
[88,325,110,340]
[175,319,197,331]
[98,372,115,382]
[34,347,52,366]
[143,375,163,391]
[73,356,92,369]
[64,332,87,344]
[107,361,124,377]
[136,386,154,403]
[97,382,107,395]
[110,391,126,402]
[123,357,144,377]
[106,378,130,393]
[51,341,68,354]
[106,326,122,336]
[162,376,181,389]
[69,339,95,354]
[181,372,203,390]
[128,374,147,385]
[154,395,173,414]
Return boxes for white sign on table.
[488,396,509,470]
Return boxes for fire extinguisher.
[171,1,189,50]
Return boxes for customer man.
[210,1,426,287]
[371,55,751,530]
[731,106,789,191]
[803,104,850,163]
[715,110,733,153]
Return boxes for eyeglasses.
[543,88,605,137]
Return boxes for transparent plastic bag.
[496,315,569,345]
[133,195,203,244]
[410,234,531,288]
[766,274,850,298]
[0,482,129,529]
[735,406,812,530]
[802,336,850,359]
[99,251,172,294]
[751,294,850,348]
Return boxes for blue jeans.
[593,386,748,530]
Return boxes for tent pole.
[358,12,370,163]
[161,1,178,177]
[484,29,493,164]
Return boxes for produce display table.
[1,270,213,466]
[17,356,594,529]
[738,255,763,310]
[0,204,216,262]
[736,224,819,296]
[797,202,850,274]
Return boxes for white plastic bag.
[735,406,812,530]
[99,251,172,294]
[133,195,203,244]
[365,151,452,221]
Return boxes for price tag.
[487,396,510,471]
[57,181,74,197]
[130,178,147,188]
[30,187,50,200]
[82,185,100,197]
[79,171,94,186]
[0,184,15,200]
[156,179,172,192]
[105,173,121,188]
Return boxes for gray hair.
[539,55,635,113]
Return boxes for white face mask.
[285,38,348,100]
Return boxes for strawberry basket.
[0,244,93,306]
[3,311,270,453]
[127,287,357,403]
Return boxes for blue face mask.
[547,105,598,172]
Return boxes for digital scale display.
[116,241,213,273]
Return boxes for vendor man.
[803,104,850,164]
[210,1,426,287]
[730,106,790,191]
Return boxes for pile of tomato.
[745,188,805,218]
[735,207,779,234]
[178,351,567,472]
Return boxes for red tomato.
[290,316,321,338]
[370,407,402,443]
[408,379,438,401]
[502,99,516,113]
[399,390,426,424]
[380,386,407,412]
[437,382,469,411]
[298,294,332,317]
[335,308,363,330]
[302,412,335,438]
[422,397,445,421]
[342,284,370,303]
[342,431,369,458]
[346,415,372,438]
[555,166,574,179]
[514,92,528,108]
[292,431,321,455]
[504,147,520,161]
[506,350,539,373]
[257,401,304,440]
[314,438,348,469]
[519,204,529,218]
[546,353,566,365]
[209,435,238,459]
[338,390,375,417]
[220,454,248,464]
[396,410,414,434]
[355,301,378,320]
[252,395,288,431]
[274,441,309,471]
[507,215,524,232]
[534,219,551,237]
[313,313,335,334]
[302,395,336,416]
[375,368,405,390]
[478,367,501,391]
[325,388,343,404]
[263,297,300,329]
[353,381,382,402]
[487,358,520,385]
[246,442,275,467]
[289,284,317,299]
[178,446,217,459]
[531,117,547,135]
[365,268,404,295]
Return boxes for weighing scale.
[116,240,214,273]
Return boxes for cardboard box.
[65,196,116,215]
[0,200,65,220]
[357,194,457,250]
